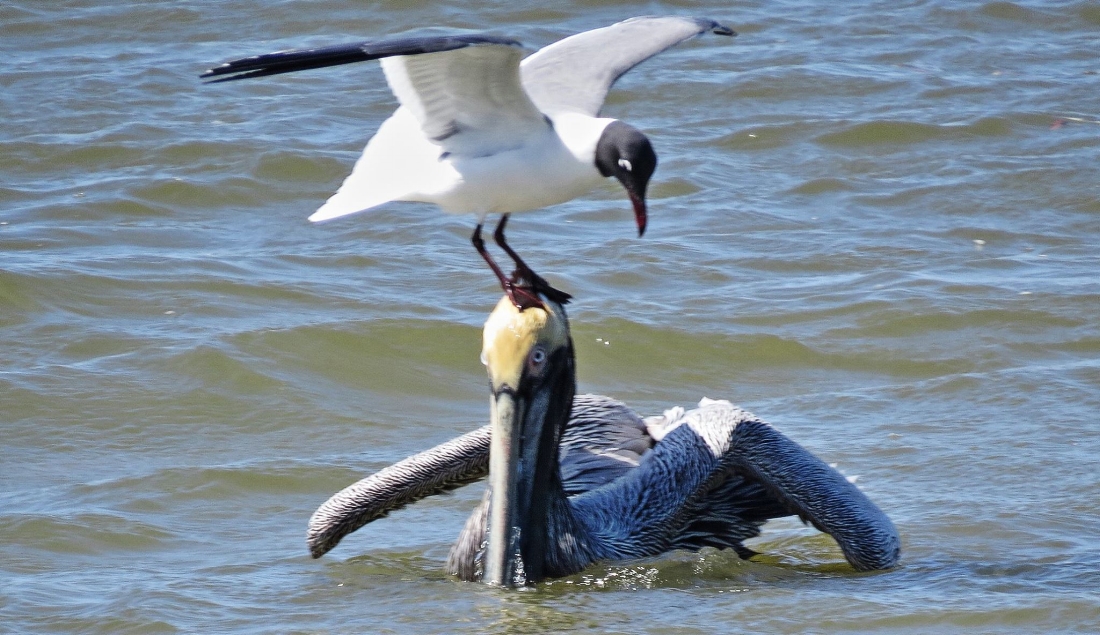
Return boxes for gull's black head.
[594,121,657,237]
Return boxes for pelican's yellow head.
[481,295,570,393]
[480,293,575,587]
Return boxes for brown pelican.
[307,295,901,586]
[202,17,735,309]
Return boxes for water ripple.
[3,1,1100,632]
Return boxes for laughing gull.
[203,16,735,309]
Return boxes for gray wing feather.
[558,394,653,494]
[201,35,547,157]
[306,425,489,558]
[667,475,788,556]
[725,418,902,571]
[520,16,735,116]
[381,43,549,155]
[446,489,490,581]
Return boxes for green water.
[3,1,1099,632]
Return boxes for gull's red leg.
[472,221,543,311]
[491,215,572,306]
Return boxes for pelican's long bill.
[481,295,575,586]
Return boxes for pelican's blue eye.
[529,347,547,373]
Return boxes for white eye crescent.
[618,158,632,172]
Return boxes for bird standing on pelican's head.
[202,17,735,309]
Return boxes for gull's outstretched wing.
[378,42,548,156]
[202,35,548,157]
[201,35,517,82]
[520,16,735,117]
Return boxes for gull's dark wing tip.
[713,24,737,37]
[200,33,524,83]
[200,64,275,83]
[199,42,374,82]
[694,17,736,37]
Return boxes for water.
[3,0,1099,632]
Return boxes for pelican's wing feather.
[722,416,902,571]
[665,475,788,557]
[306,425,490,558]
[558,394,653,494]
[520,16,734,117]
[571,400,901,571]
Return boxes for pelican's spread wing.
[723,417,902,571]
[306,426,490,559]
[306,396,899,571]
[520,16,735,117]
[574,400,901,571]
[305,395,641,558]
